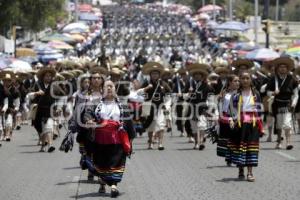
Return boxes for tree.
[0,0,66,35]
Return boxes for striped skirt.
[93,144,126,186]
[227,123,260,167]
[216,122,231,162]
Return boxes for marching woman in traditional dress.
[83,66,107,181]
[217,74,239,166]
[228,71,264,182]
[29,67,57,152]
[68,74,91,169]
[84,80,135,198]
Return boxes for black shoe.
[158,146,165,151]
[6,138,11,142]
[59,124,63,129]
[99,184,106,194]
[199,144,205,150]
[111,188,119,198]
[53,134,58,140]
[0,143,2,147]
[167,127,172,132]
[48,146,56,153]
[286,145,293,150]
[16,126,21,130]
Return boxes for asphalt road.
[0,124,299,200]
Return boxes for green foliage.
[0,0,66,33]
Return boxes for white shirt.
[97,101,121,121]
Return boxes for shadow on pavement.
[19,151,43,154]
[19,144,38,147]
[176,148,195,151]
[207,165,232,169]
[63,166,81,170]
[216,177,244,183]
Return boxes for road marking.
[275,151,297,160]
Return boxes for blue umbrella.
[18,56,39,64]
[233,42,260,51]
[35,46,61,55]
[39,53,64,63]
[215,21,249,31]
[79,13,100,21]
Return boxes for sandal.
[247,174,255,182]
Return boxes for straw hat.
[0,71,15,80]
[89,66,108,76]
[186,63,209,77]
[231,59,254,69]
[187,64,209,77]
[142,62,164,75]
[110,67,125,76]
[176,67,188,75]
[60,71,74,80]
[54,74,65,81]
[162,67,174,77]
[215,67,231,75]
[273,57,295,71]
[37,67,56,80]
[16,72,32,81]
[71,69,84,77]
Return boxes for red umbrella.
[198,4,223,13]
[79,4,92,12]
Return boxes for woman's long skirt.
[217,122,231,162]
[92,120,127,186]
[227,123,260,167]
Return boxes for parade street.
[0,125,299,200]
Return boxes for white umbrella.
[62,23,89,33]
[9,60,32,73]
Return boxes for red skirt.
[94,120,131,154]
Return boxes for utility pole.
[275,0,279,21]
[229,0,233,21]
[75,0,79,22]
[202,0,205,7]
[213,0,216,21]
[254,0,258,45]
[263,0,270,48]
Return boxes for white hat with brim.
[142,62,164,75]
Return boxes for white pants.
[147,108,166,133]
[41,118,54,136]
[276,112,292,130]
